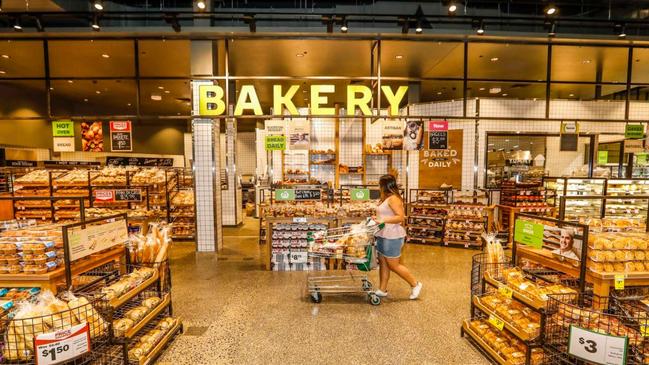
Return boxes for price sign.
[114,189,142,202]
[293,217,307,223]
[295,189,321,201]
[498,284,513,299]
[488,315,505,331]
[614,274,625,290]
[568,325,627,365]
[94,190,115,203]
[109,121,133,152]
[641,320,649,337]
[428,131,448,150]
[35,323,90,365]
[289,251,308,264]
[275,189,296,201]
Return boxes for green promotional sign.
[514,219,544,249]
[274,189,295,201]
[52,120,74,137]
[265,135,286,151]
[638,153,648,165]
[350,188,370,201]
[625,124,645,139]
[597,151,608,165]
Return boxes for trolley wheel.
[310,292,322,303]
[361,280,371,291]
[369,294,381,306]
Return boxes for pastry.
[113,318,134,337]
[636,251,646,260]
[604,263,615,272]
[614,263,625,272]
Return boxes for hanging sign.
[514,219,544,249]
[597,151,609,165]
[403,120,425,150]
[105,157,174,167]
[568,325,628,365]
[560,121,579,152]
[81,122,103,152]
[35,322,91,365]
[288,120,310,150]
[109,121,132,152]
[428,132,449,150]
[624,139,644,153]
[350,188,371,201]
[115,189,142,202]
[5,160,37,167]
[52,120,74,137]
[53,138,75,152]
[419,130,462,188]
[561,121,579,134]
[265,135,286,151]
[381,119,405,150]
[625,124,645,139]
[274,189,296,201]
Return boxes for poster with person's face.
[288,120,310,150]
[382,119,404,150]
[545,225,583,263]
[403,120,424,150]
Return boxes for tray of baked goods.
[472,293,542,341]
[127,315,182,365]
[14,170,63,187]
[462,318,544,365]
[484,268,577,310]
[53,169,91,187]
[112,291,172,340]
[100,266,159,309]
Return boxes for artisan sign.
[198,84,408,116]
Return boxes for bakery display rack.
[168,189,195,240]
[407,201,446,245]
[444,205,487,249]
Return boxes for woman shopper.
[372,174,422,300]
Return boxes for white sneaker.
[374,289,388,297]
[409,282,422,300]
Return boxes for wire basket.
[545,293,648,365]
[1,292,110,364]
[470,253,513,296]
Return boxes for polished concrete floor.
[159,217,489,365]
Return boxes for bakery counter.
[0,245,125,292]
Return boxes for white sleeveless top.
[375,198,407,239]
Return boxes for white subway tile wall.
[237,132,257,176]
[193,119,219,252]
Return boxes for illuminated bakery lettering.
[197,84,408,116]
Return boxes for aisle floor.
[160,218,489,365]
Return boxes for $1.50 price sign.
[568,325,628,365]
[35,322,90,365]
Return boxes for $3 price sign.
[568,325,628,365]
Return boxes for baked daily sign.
[198,84,408,116]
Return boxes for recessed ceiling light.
[158,86,164,90]
[1,55,8,59]
[127,103,132,106]
[513,145,519,148]
[49,87,54,90]
[0,71,5,74]
[582,59,592,64]
[164,90,170,94]
[437,92,442,95]
[196,0,206,10]
[296,53,304,57]
[545,5,558,15]
[479,87,486,91]
[95,90,101,94]
[67,80,73,83]
[505,139,509,142]
[502,93,508,96]
[94,0,104,11]
[448,4,457,13]
[101,54,110,58]
[395,55,403,59]
[151,94,162,101]
[490,57,499,62]
[84,98,89,102]
[489,87,502,94]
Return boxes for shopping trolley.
[306,218,384,305]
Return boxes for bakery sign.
[65,218,128,261]
[418,129,463,189]
[52,120,75,152]
[109,121,132,152]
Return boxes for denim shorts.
[376,236,405,258]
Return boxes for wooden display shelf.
[109,270,160,309]
[407,225,443,231]
[136,318,182,365]
[462,320,512,365]
[514,244,649,303]
[472,296,538,342]
[0,246,125,293]
[408,215,445,220]
[484,271,546,311]
[125,294,172,339]
[407,237,442,244]
[444,240,481,248]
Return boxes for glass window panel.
[50,79,136,116]
[381,40,464,78]
[0,41,45,78]
[468,43,547,81]
[550,83,627,100]
[140,80,191,116]
[467,81,546,99]
[138,40,191,77]
[418,81,464,102]
[0,81,46,118]
[49,40,135,78]
[229,39,372,76]
[551,46,628,83]
[632,48,649,84]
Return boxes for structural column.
[190,41,223,252]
